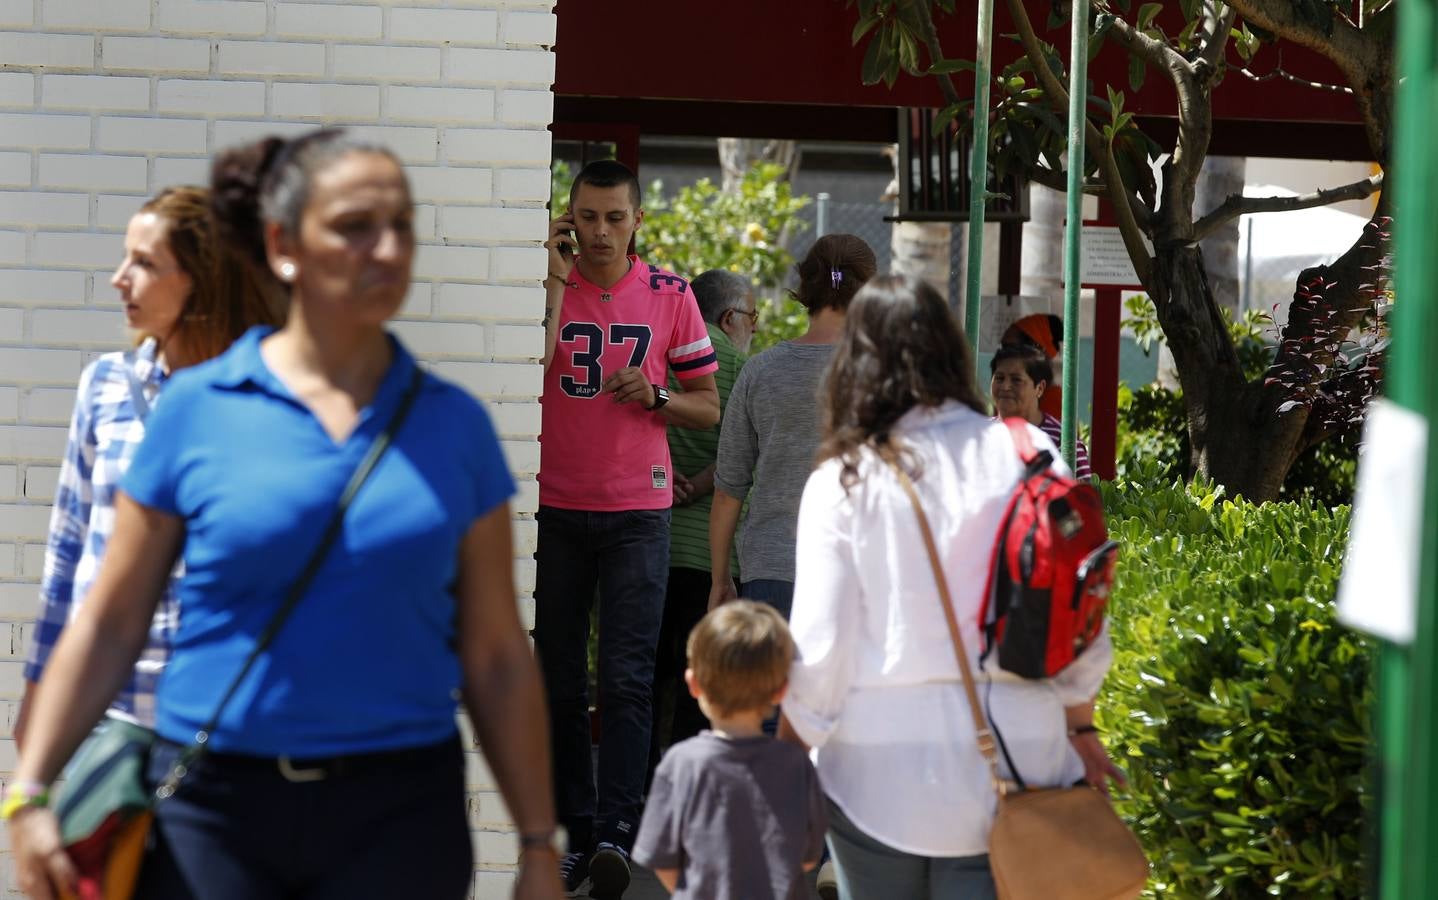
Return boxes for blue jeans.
[741,578,795,621]
[533,505,670,854]
[826,797,996,900]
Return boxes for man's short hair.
[569,159,641,209]
[687,601,794,717]
[990,341,1053,386]
[691,269,752,326]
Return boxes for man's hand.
[544,214,577,280]
[603,367,655,407]
[708,578,737,612]
[673,472,695,506]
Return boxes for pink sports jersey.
[541,256,719,511]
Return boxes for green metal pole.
[1380,0,1438,894]
[963,0,996,360]
[1058,0,1089,470]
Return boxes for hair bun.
[210,136,286,270]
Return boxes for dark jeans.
[647,566,735,788]
[741,579,795,736]
[742,578,795,621]
[534,505,670,854]
[137,736,471,900]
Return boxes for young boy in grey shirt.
[634,601,827,899]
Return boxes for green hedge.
[1098,477,1370,898]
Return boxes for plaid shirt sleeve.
[26,363,99,682]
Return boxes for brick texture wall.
[0,2,554,896]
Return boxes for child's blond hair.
[686,601,795,717]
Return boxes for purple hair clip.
[831,268,844,289]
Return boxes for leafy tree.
[552,160,811,352]
[845,0,1394,501]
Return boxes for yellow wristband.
[1,782,48,820]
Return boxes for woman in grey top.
[708,234,877,619]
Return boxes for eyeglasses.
[729,307,760,325]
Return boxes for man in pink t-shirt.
[536,160,719,896]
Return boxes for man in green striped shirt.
[649,270,754,778]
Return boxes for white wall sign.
[1076,226,1144,288]
[1337,399,1427,644]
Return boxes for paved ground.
[571,863,824,899]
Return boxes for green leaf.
[1137,2,1163,31]
[928,58,976,75]
[1129,53,1146,92]
[851,13,881,46]
[860,24,886,85]
[932,101,964,132]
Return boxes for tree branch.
[1225,0,1371,78]
[1026,164,1108,196]
[1196,3,1238,76]
[1192,173,1384,242]
[1225,0,1389,161]
[1104,8,1189,74]
[910,0,964,108]
[1002,0,1153,285]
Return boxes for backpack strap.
[1002,417,1039,463]
[1003,417,1055,478]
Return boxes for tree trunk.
[1195,155,1246,316]
[1149,244,1304,501]
[718,138,800,193]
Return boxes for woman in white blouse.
[779,275,1124,898]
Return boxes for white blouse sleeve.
[1051,620,1113,705]
[781,465,862,749]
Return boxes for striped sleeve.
[667,287,718,378]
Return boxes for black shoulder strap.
[155,365,425,800]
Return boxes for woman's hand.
[514,847,565,899]
[1069,731,1127,796]
[9,806,76,900]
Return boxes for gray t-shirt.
[634,732,827,900]
[714,342,834,583]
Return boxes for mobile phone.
[557,216,575,260]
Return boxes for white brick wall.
[0,2,555,894]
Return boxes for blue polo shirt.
[122,327,515,756]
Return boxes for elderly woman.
[781,276,1122,898]
[7,130,563,900]
[989,341,1092,480]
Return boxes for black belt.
[157,734,459,783]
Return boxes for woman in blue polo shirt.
[7,130,565,900]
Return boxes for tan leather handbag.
[888,456,1149,900]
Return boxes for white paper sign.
[1076,226,1144,287]
[1337,399,1427,644]
[978,295,1054,353]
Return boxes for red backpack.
[979,419,1118,679]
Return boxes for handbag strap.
[154,365,424,800]
[883,452,1010,796]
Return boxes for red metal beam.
[555,0,1366,132]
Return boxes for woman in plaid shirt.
[16,186,280,740]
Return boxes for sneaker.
[558,849,589,894]
[587,841,631,898]
[816,860,838,900]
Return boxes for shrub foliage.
[1099,477,1369,897]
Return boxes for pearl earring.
[279,262,296,281]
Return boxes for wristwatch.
[649,384,670,411]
